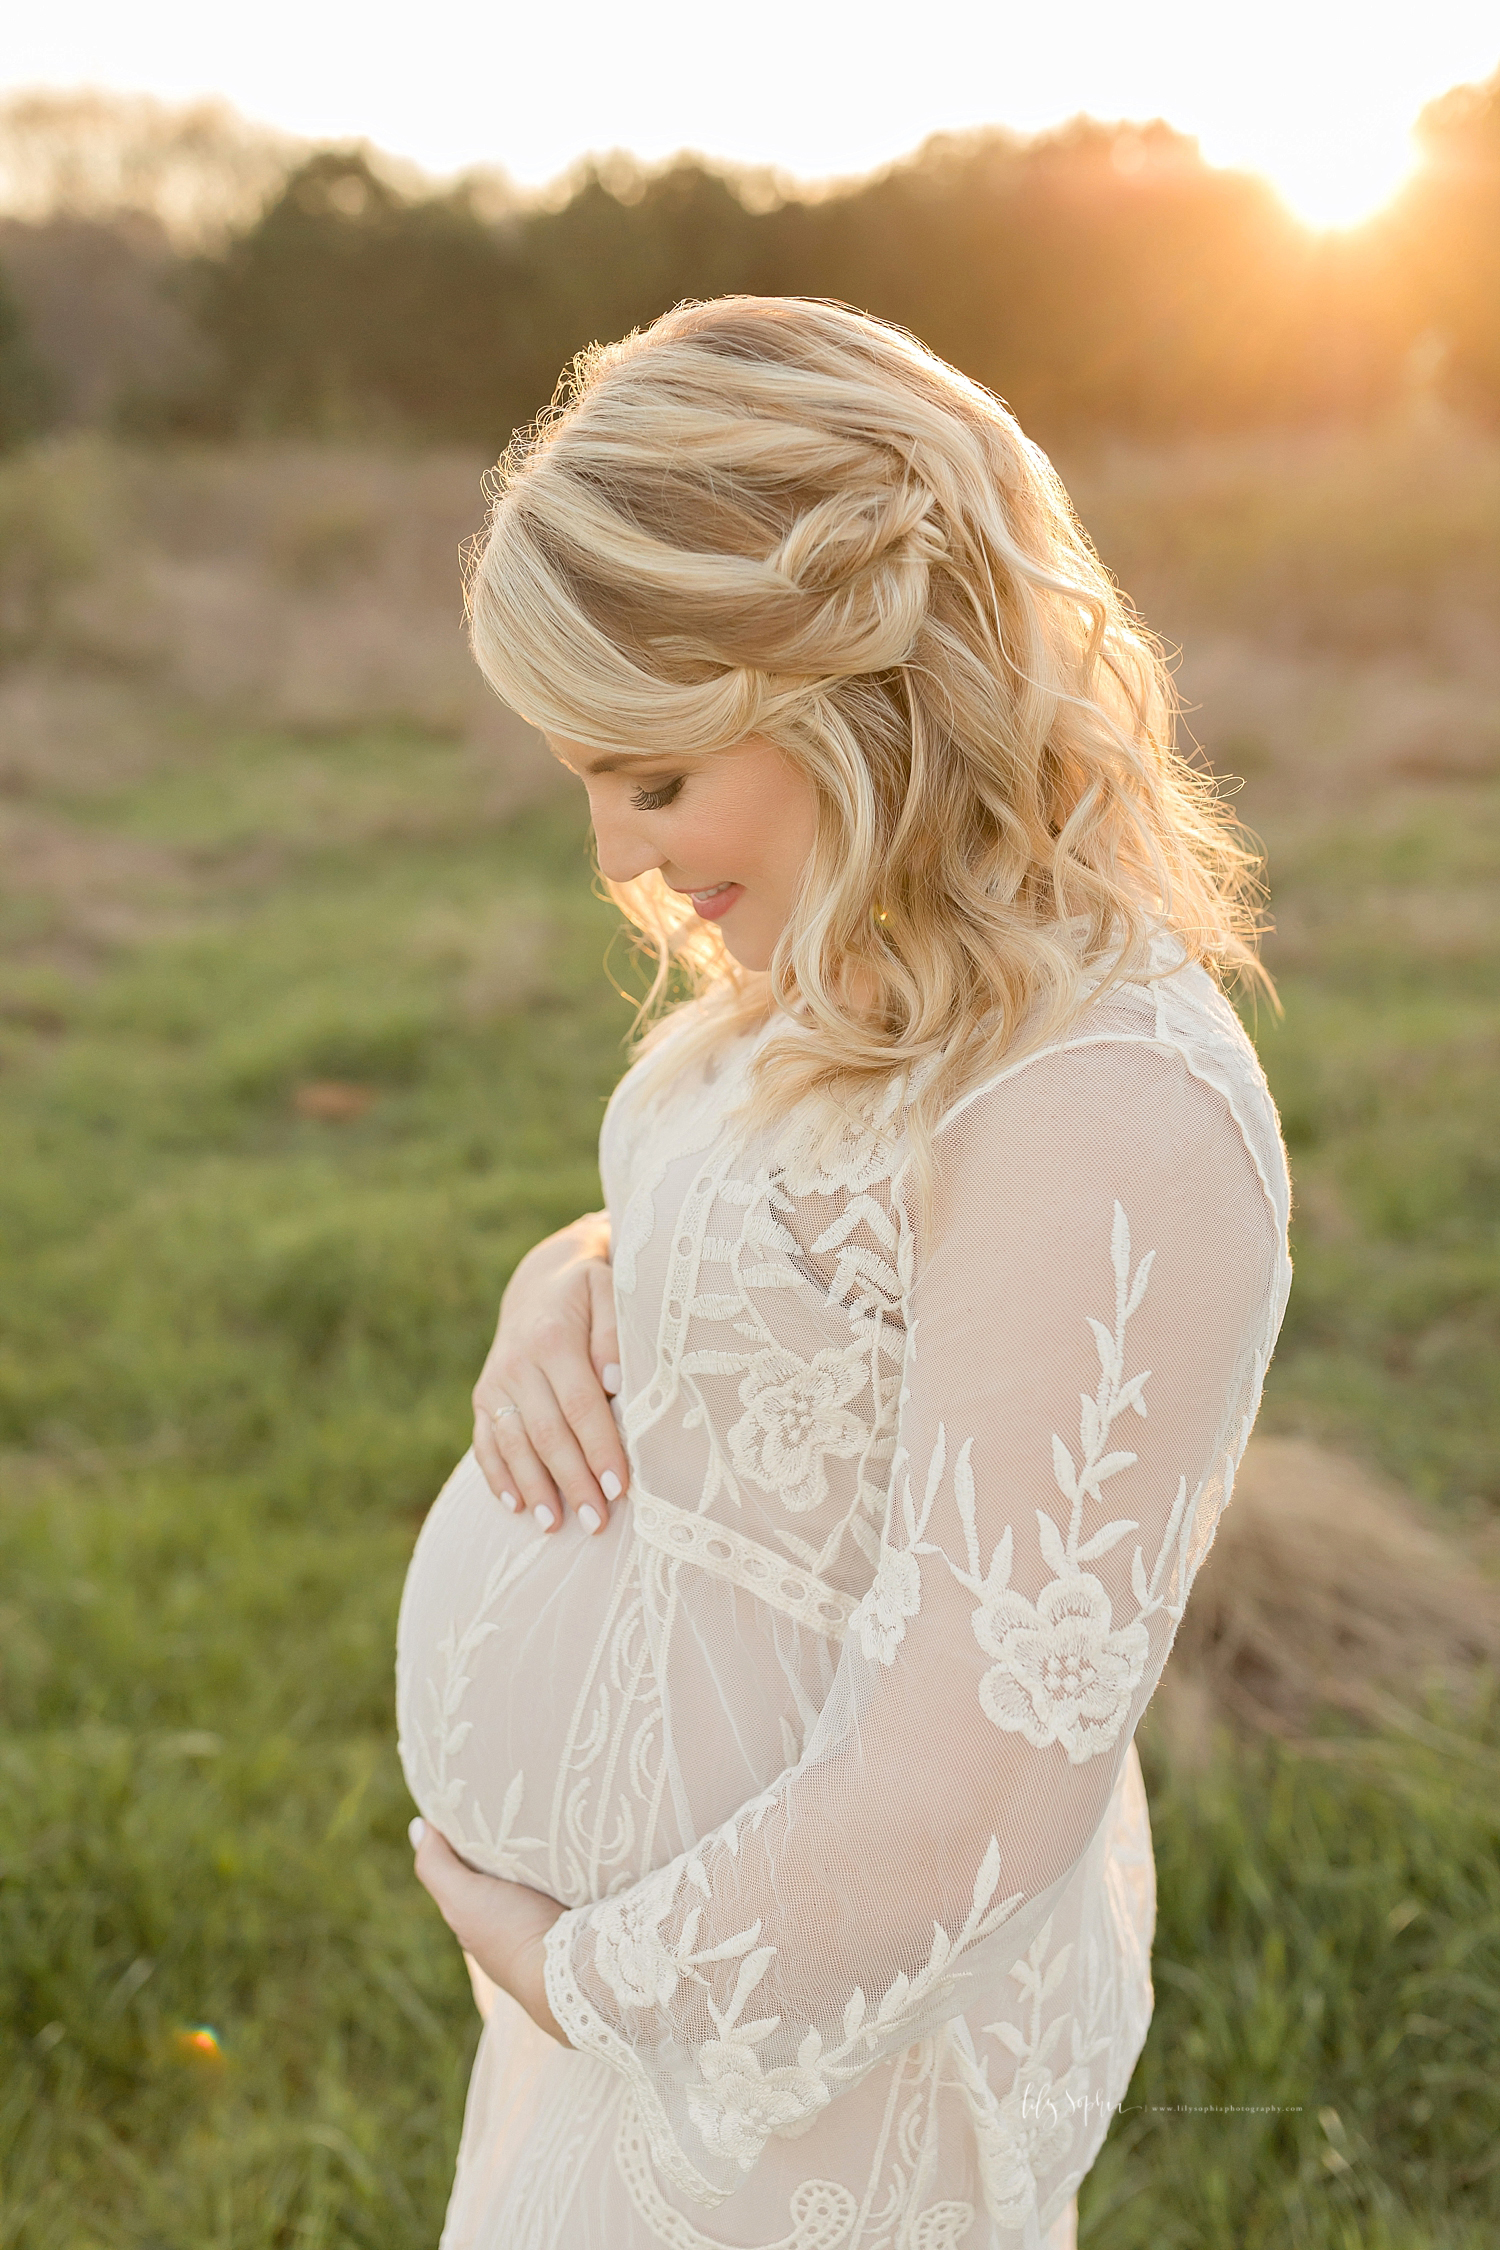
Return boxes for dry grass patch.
[0,437,544,752]
[1159,1435,1500,1764]
[1172,637,1500,810]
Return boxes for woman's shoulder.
[936,943,1291,1236]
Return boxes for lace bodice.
[397,943,1291,2245]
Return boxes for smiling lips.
[682,882,744,923]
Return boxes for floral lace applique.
[975,1575,1148,1765]
[688,2037,834,2165]
[853,1544,922,1665]
[728,1347,872,1514]
[773,1074,909,1202]
[594,1865,694,2013]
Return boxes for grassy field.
[1,427,1498,2246]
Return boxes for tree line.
[1,70,1498,455]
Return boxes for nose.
[588,793,665,887]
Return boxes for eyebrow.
[584,752,672,775]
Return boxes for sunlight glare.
[1253,133,1423,232]
[1175,13,1488,233]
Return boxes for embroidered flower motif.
[592,1877,685,2012]
[997,2064,1087,2177]
[773,1072,909,1199]
[728,1348,869,1514]
[780,1124,895,1201]
[854,1544,922,1665]
[948,2022,1041,2228]
[973,1572,1149,1764]
[964,2122,1037,2233]
[686,2036,831,2168]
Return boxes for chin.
[720,933,773,973]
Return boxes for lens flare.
[173,2023,224,2062]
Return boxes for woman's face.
[547,734,819,972]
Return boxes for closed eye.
[630,777,685,812]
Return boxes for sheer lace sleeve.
[542,1037,1287,2206]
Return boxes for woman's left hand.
[409,1818,572,2045]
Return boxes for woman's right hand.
[471,1210,627,1537]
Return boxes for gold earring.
[873,903,890,926]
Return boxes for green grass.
[1,680,1497,2242]
[1254,782,1500,1508]
[1093,1702,1500,2250]
[1,727,625,2242]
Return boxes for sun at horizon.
[1181,80,1443,235]
[1233,140,1423,234]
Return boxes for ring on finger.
[491,1401,523,1425]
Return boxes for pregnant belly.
[396,1452,839,1909]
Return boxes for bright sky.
[7,0,1498,228]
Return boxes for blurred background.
[1,4,1498,2242]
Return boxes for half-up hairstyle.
[467,296,1269,1153]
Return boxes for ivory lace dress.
[396,938,1292,2250]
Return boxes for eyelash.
[630,777,684,812]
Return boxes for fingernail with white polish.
[408,1817,426,1848]
[602,1363,622,1395]
[600,1470,622,1502]
[534,1504,556,1531]
[579,1503,602,1533]
[500,1489,521,1513]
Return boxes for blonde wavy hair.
[468,296,1269,1151]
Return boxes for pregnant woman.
[396,297,1291,2249]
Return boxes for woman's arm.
[471,1209,629,1535]
[524,1045,1286,2204]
